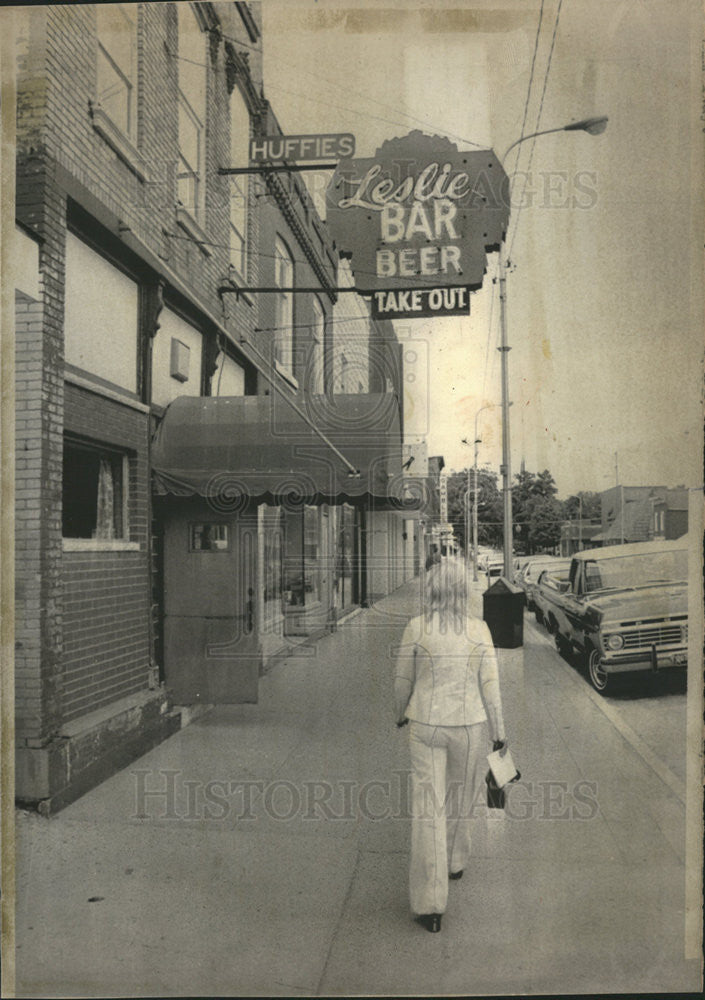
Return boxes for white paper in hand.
[487,748,519,789]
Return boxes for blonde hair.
[424,556,469,630]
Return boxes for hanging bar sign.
[249,133,356,163]
[371,286,471,320]
[326,130,509,297]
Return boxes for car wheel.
[545,614,556,635]
[535,607,544,625]
[587,647,610,694]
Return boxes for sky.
[261,0,703,499]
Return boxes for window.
[190,523,229,551]
[64,232,139,393]
[274,237,294,377]
[63,437,128,540]
[96,3,137,140]
[310,296,325,393]
[281,507,322,608]
[261,505,283,630]
[229,89,250,277]
[303,505,322,604]
[335,504,358,609]
[177,3,206,222]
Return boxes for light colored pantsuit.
[408,721,486,915]
[395,608,505,917]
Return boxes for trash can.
[483,577,524,649]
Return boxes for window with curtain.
[274,237,294,376]
[229,88,250,277]
[310,296,325,394]
[177,3,206,221]
[96,3,137,140]
[63,437,127,540]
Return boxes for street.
[524,614,688,791]
[13,578,698,997]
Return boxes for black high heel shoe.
[415,913,442,933]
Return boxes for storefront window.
[335,504,357,610]
[280,506,324,608]
[303,505,321,604]
[190,523,229,551]
[261,505,283,628]
[282,509,304,606]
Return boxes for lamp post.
[497,116,608,578]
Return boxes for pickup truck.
[533,560,572,627]
[542,539,688,693]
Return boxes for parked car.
[545,539,688,693]
[533,560,572,628]
[517,555,563,612]
[484,560,505,585]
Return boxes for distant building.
[652,487,689,540]
[559,518,602,556]
[591,485,688,547]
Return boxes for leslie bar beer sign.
[326,130,509,318]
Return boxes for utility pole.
[498,255,513,578]
[465,465,471,570]
[578,493,583,551]
[473,436,480,582]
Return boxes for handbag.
[485,741,521,810]
[485,769,505,809]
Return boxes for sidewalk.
[14,578,698,997]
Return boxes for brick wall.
[18,4,257,363]
[62,382,151,721]
[15,293,58,744]
[14,171,66,750]
[62,550,151,721]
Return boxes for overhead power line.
[507,0,565,260]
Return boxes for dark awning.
[151,392,415,506]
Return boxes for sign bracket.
[219,285,361,296]
[218,164,338,175]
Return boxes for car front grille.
[621,622,687,649]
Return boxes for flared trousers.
[408,720,486,915]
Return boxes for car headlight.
[605,633,624,651]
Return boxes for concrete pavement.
[14,578,700,996]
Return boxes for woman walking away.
[394,557,507,933]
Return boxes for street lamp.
[497,115,608,578]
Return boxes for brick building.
[14,2,415,810]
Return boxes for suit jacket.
[394,613,505,739]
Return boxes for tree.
[446,468,502,552]
[563,491,601,521]
[526,494,564,551]
[512,468,559,554]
